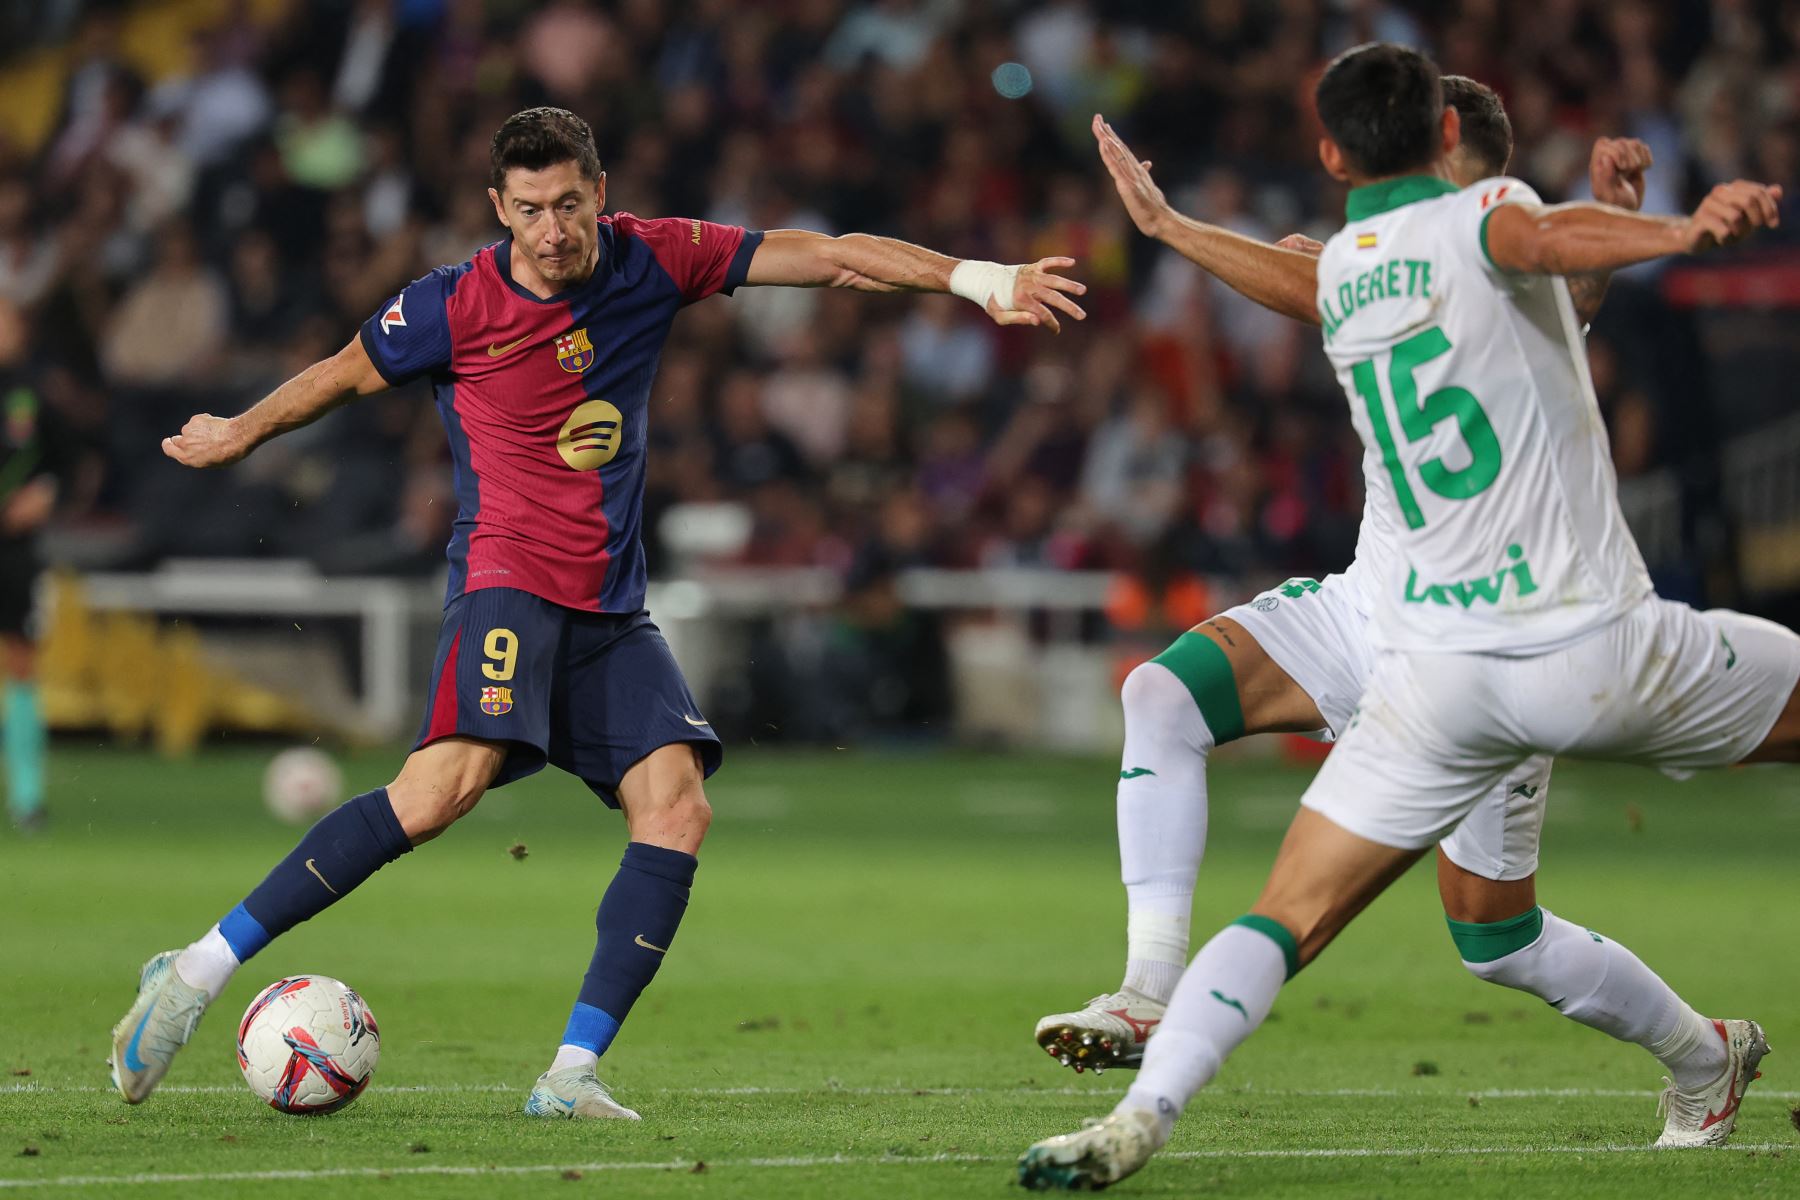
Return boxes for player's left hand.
[1590,137,1653,212]
[163,414,252,469]
[1277,233,1326,256]
[988,257,1088,334]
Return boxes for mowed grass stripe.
[4,1144,1796,1189]
[9,1083,1800,1100]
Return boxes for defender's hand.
[987,257,1088,334]
[1093,114,1173,239]
[1680,180,1783,254]
[163,414,252,468]
[1276,233,1325,256]
[1590,137,1653,212]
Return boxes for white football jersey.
[1316,175,1652,655]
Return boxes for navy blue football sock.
[217,788,413,962]
[562,842,697,1057]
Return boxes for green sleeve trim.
[1478,205,1507,273]
[1232,914,1301,980]
[1446,906,1544,964]
[1150,632,1245,744]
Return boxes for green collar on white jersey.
[1345,174,1460,221]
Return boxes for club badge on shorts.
[479,686,514,716]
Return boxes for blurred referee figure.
[0,299,67,835]
[108,106,1087,1118]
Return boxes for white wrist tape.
[949,259,1020,311]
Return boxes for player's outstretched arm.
[1093,114,1321,326]
[1485,179,1783,277]
[1568,137,1654,324]
[742,229,1087,332]
[161,336,390,469]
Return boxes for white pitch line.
[5,1082,1800,1100]
[1,1144,1794,1190]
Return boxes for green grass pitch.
[3,743,1798,1197]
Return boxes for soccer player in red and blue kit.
[109,107,1087,1117]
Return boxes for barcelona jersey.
[359,213,763,612]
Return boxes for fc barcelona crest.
[479,686,514,716]
[555,328,595,373]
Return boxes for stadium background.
[1,0,1799,752]
[6,5,1800,1197]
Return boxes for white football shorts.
[1301,596,1800,853]
[1228,573,1553,880]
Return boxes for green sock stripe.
[1151,632,1245,744]
[1445,906,1545,964]
[1231,914,1301,980]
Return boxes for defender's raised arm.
[161,335,389,469]
[1093,114,1321,325]
[1484,179,1783,278]
[743,229,1088,333]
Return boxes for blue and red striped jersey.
[359,213,763,612]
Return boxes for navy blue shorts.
[415,587,722,806]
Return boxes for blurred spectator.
[101,223,228,390]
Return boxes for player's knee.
[387,756,493,840]
[663,779,712,837]
[1122,660,1209,744]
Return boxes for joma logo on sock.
[1404,545,1538,609]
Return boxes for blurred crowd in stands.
[3,0,1799,597]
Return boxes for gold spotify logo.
[556,399,624,470]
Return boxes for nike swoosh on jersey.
[634,934,668,954]
[487,336,530,357]
[305,859,339,895]
[683,714,710,727]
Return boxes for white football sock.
[1460,907,1726,1089]
[549,1044,599,1074]
[1122,919,1292,1140]
[174,925,241,1000]
[1116,661,1213,1004]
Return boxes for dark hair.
[1314,43,1444,178]
[1442,75,1513,176]
[489,107,602,192]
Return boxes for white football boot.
[1034,988,1165,1074]
[1654,1018,1770,1148]
[524,1066,641,1120]
[108,950,211,1103]
[1017,1107,1163,1191]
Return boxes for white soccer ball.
[237,975,380,1114]
[262,748,344,825]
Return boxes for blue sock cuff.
[218,902,271,962]
[621,841,697,885]
[561,1001,622,1056]
[351,788,412,860]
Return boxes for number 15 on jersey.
[1351,325,1502,530]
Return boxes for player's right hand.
[163,414,251,468]
[1276,233,1325,256]
[1092,114,1173,239]
[1680,180,1783,254]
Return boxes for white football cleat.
[1034,989,1165,1073]
[1017,1107,1163,1191]
[108,950,211,1104]
[1654,1018,1770,1148]
[523,1066,641,1120]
